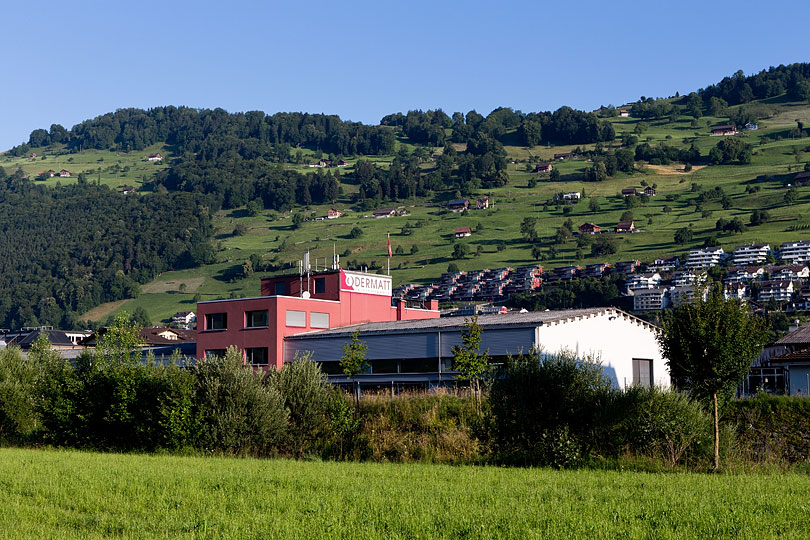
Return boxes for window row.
[204,310,330,330]
[205,347,268,366]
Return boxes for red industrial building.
[196,269,440,369]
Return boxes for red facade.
[196,269,439,369]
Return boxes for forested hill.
[0,168,213,328]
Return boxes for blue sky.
[2,0,808,151]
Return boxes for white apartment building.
[759,281,795,302]
[672,270,704,287]
[732,244,770,266]
[669,286,707,308]
[626,272,662,291]
[780,241,810,264]
[686,247,725,269]
[633,288,669,311]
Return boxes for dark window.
[315,277,326,294]
[205,349,226,359]
[205,313,227,330]
[400,358,439,373]
[245,310,268,328]
[246,347,268,366]
[319,362,343,375]
[632,358,653,387]
[274,281,286,296]
[370,359,399,374]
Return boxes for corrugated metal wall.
[286,326,536,364]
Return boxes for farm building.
[446,199,470,212]
[710,125,738,136]
[454,227,472,238]
[534,163,553,173]
[285,307,670,390]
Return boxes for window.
[632,358,653,387]
[286,310,306,327]
[205,349,226,359]
[246,347,268,366]
[371,359,398,374]
[315,277,326,294]
[310,312,329,329]
[274,281,286,296]
[205,313,227,330]
[245,310,269,328]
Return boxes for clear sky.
[2,0,808,151]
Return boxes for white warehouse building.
[285,307,670,390]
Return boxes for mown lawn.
[0,448,808,539]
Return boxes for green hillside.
[3,65,810,326]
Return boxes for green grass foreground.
[0,448,808,539]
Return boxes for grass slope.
[0,448,808,539]
[5,100,810,325]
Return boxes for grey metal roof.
[775,322,810,345]
[287,307,654,340]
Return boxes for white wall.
[535,310,669,389]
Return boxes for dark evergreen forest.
[0,167,213,328]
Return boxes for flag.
[387,233,392,258]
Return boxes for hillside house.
[685,247,725,269]
[454,227,472,238]
[172,311,197,328]
[626,272,662,291]
[744,122,758,131]
[327,208,342,219]
[619,110,630,118]
[615,221,636,233]
[579,223,601,234]
[723,283,748,302]
[780,240,810,263]
[45,170,57,177]
[562,192,581,201]
[583,262,610,277]
[475,197,489,210]
[120,185,136,195]
[643,186,656,197]
[553,152,573,161]
[724,266,765,283]
[372,208,397,219]
[759,280,794,302]
[30,152,37,158]
[147,153,163,162]
[647,257,680,273]
[615,260,642,275]
[621,188,637,197]
[710,125,738,136]
[534,163,553,173]
[732,244,770,266]
[446,199,470,212]
[58,169,71,177]
[770,265,810,281]
[633,288,669,312]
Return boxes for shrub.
[266,353,334,457]
[727,395,810,465]
[193,346,288,455]
[0,347,38,443]
[489,350,613,466]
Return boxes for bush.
[0,347,38,443]
[727,395,810,465]
[193,346,288,455]
[489,350,613,466]
[266,353,334,457]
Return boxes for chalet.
[446,199,470,212]
[744,122,758,131]
[619,110,630,118]
[647,257,680,273]
[337,159,349,167]
[794,171,810,186]
[29,152,37,158]
[621,188,637,197]
[584,262,610,277]
[454,227,472,238]
[614,260,642,275]
[579,223,601,234]
[147,153,163,162]
[372,208,397,218]
[553,152,573,161]
[45,170,57,177]
[171,311,196,329]
[120,185,136,195]
[327,208,342,219]
[710,125,738,136]
[58,169,71,177]
[723,283,748,302]
[534,163,553,173]
[643,186,656,197]
[615,221,636,233]
[475,197,489,210]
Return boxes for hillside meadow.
[0,447,808,539]
[3,99,810,325]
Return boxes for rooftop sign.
[340,270,392,297]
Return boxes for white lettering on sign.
[340,270,392,296]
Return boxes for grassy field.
[5,100,809,325]
[0,448,808,539]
